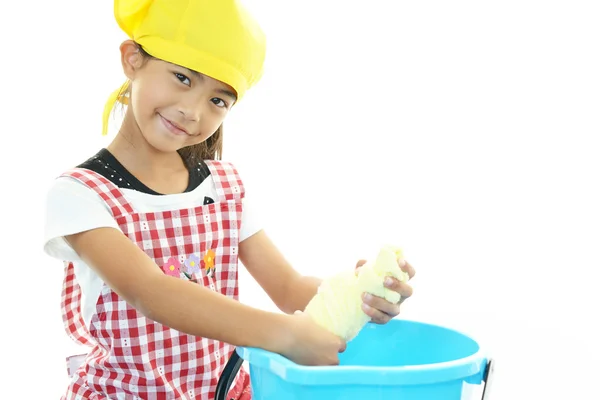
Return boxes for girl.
[43,0,416,399]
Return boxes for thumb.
[338,338,347,353]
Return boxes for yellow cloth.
[103,0,267,135]
[304,245,409,342]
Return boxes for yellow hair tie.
[102,82,129,136]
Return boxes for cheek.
[130,84,154,123]
[197,114,226,138]
[186,121,222,147]
[206,118,224,135]
[187,129,216,147]
[130,80,168,119]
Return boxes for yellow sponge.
[304,245,409,342]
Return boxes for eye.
[174,72,191,86]
[211,98,227,108]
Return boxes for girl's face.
[121,41,237,153]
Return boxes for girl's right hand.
[278,311,347,366]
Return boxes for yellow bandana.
[103,0,266,135]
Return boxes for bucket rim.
[237,319,489,386]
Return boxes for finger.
[384,278,414,301]
[361,302,393,324]
[322,356,340,366]
[338,339,347,353]
[400,260,416,279]
[363,293,400,317]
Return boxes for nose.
[179,105,201,122]
[179,108,200,122]
[178,93,203,122]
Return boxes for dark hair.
[117,43,223,166]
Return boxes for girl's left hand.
[355,258,416,324]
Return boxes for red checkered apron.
[58,160,251,399]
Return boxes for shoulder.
[48,171,107,202]
[45,162,125,228]
[43,174,121,261]
[45,169,118,223]
[45,166,123,217]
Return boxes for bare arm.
[238,230,322,314]
[66,227,291,353]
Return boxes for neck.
[107,109,186,177]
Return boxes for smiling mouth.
[159,114,189,136]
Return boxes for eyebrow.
[184,66,238,102]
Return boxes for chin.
[142,130,186,153]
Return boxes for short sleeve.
[43,177,122,261]
[240,196,262,242]
[233,163,262,242]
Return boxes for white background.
[0,0,599,399]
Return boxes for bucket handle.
[215,351,495,400]
[215,347,243,400]
[481,358,495,400]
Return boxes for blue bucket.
[216,319,494,400]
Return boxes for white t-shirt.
[43,170,261,329]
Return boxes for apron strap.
[59,168,135,219]
[204,161,245,202]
